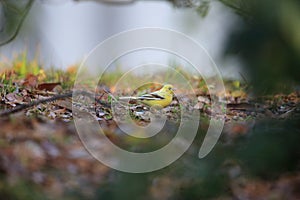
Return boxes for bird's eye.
[169,87,172,90]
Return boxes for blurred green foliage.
[234,119,300,179]
[224,0,300,94]
[0,178,49,200]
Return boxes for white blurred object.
[39,0,135,5]
[71,0,202,7]
[73,0,135,3]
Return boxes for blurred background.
[0,0,241,78]
[1,0,300,92]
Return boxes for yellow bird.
[119,84,174,108]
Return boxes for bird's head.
[161,84,174,94]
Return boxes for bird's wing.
[119,91,165,101]
[139,92,165,100]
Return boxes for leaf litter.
[0,67,300,199]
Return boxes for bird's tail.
[119,96,139,100]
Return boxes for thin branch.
[0,92,72,117]
[0,0,35,46]
[0,90,112,117]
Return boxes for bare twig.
[0,92,72,117]
[0,90,112,117]
[0,91,115,117]
[0,0,34,46]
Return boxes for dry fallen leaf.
[23,74,38,88]
[37,82,61,91]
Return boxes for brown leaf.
[23,74,38,88]
[37,82,61,91]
